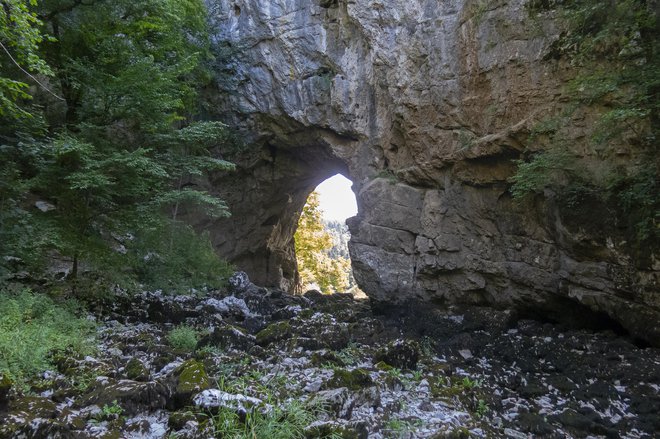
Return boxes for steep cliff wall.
[203,0,659,344]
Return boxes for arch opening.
[294,173,363,296]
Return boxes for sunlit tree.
[294,192,350,294]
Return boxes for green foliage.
[476,399,489,418]
[460,376,481,389]
[130,222,233,292]
[167,325,200,351]
[294,192,351,294]
[0,0,236,291]
[384,417,422,438]
[98,400,124,421]
[207,400,315,439]
[513,0,658,245]
[607,163,659,242]
[0,0,54,118]
[336,343,361,367]
[387,367,404,380]
[509,147,575,198]
[42,0,211,130]
[0,290,96,386]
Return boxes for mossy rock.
[198,323,254,352]
[305,420,367,438]
[427,362,453,377]
[374,339,420,371]
[255,321,291,346]
[327,368,373,391]
[125,358,150,381]
[287,336,324,351]
[59,406,86,429]
[430,379,462,399]
[11,395,58,417]
[0,373,12,409]
[383,374,405,391]
[0,395,59,436]
[79,380,169,416]
[175,359,210,407]
[311,350,345,367]
[169,410,198,430]
[430,427,470,439]
[374,361,394,371]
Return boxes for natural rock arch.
[202,132,355,291]
[196,0,659,346]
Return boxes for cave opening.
[294,173,362,296]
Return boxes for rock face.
[202,0,659,344]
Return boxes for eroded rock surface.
[202,0,659,344]
[0,286,657,438]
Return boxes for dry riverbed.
[1,274,658,438]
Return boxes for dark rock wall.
[202,0,659,344]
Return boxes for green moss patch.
[327,368,373,391]
[255,321,291,346]
[176,360,209,395]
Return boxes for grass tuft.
[167,324,200,351]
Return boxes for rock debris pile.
[1,274,658,438]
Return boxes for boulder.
[374,339,421,371]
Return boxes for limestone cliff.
[202,0,658,345]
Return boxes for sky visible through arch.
[315,174,358,222]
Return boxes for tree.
[0,0,54,119]
[0,0,235,292]
[294,192,350,294]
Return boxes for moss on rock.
[305,420,367,438]
[374,339,420,371]
[125,358,149,381]
[255,321,291,346]
[168,410,198,430]
[176,360,209,396]
[327,368,373,391]
[0,373,12,410]
[79,380,170,416]
[311,350,344,367]
[375,361,394,371]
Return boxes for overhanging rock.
[201,0,659,345]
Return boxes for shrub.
[130,222,234,293]
[509,147,575,199]
[0,290,96,386]
[167,325,200,351]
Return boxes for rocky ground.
[0,273,658,438]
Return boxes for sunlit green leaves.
[0,0,53,117]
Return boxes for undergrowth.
[0,290,96,387]
[167,324,200,351]
[206,400,316,439]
